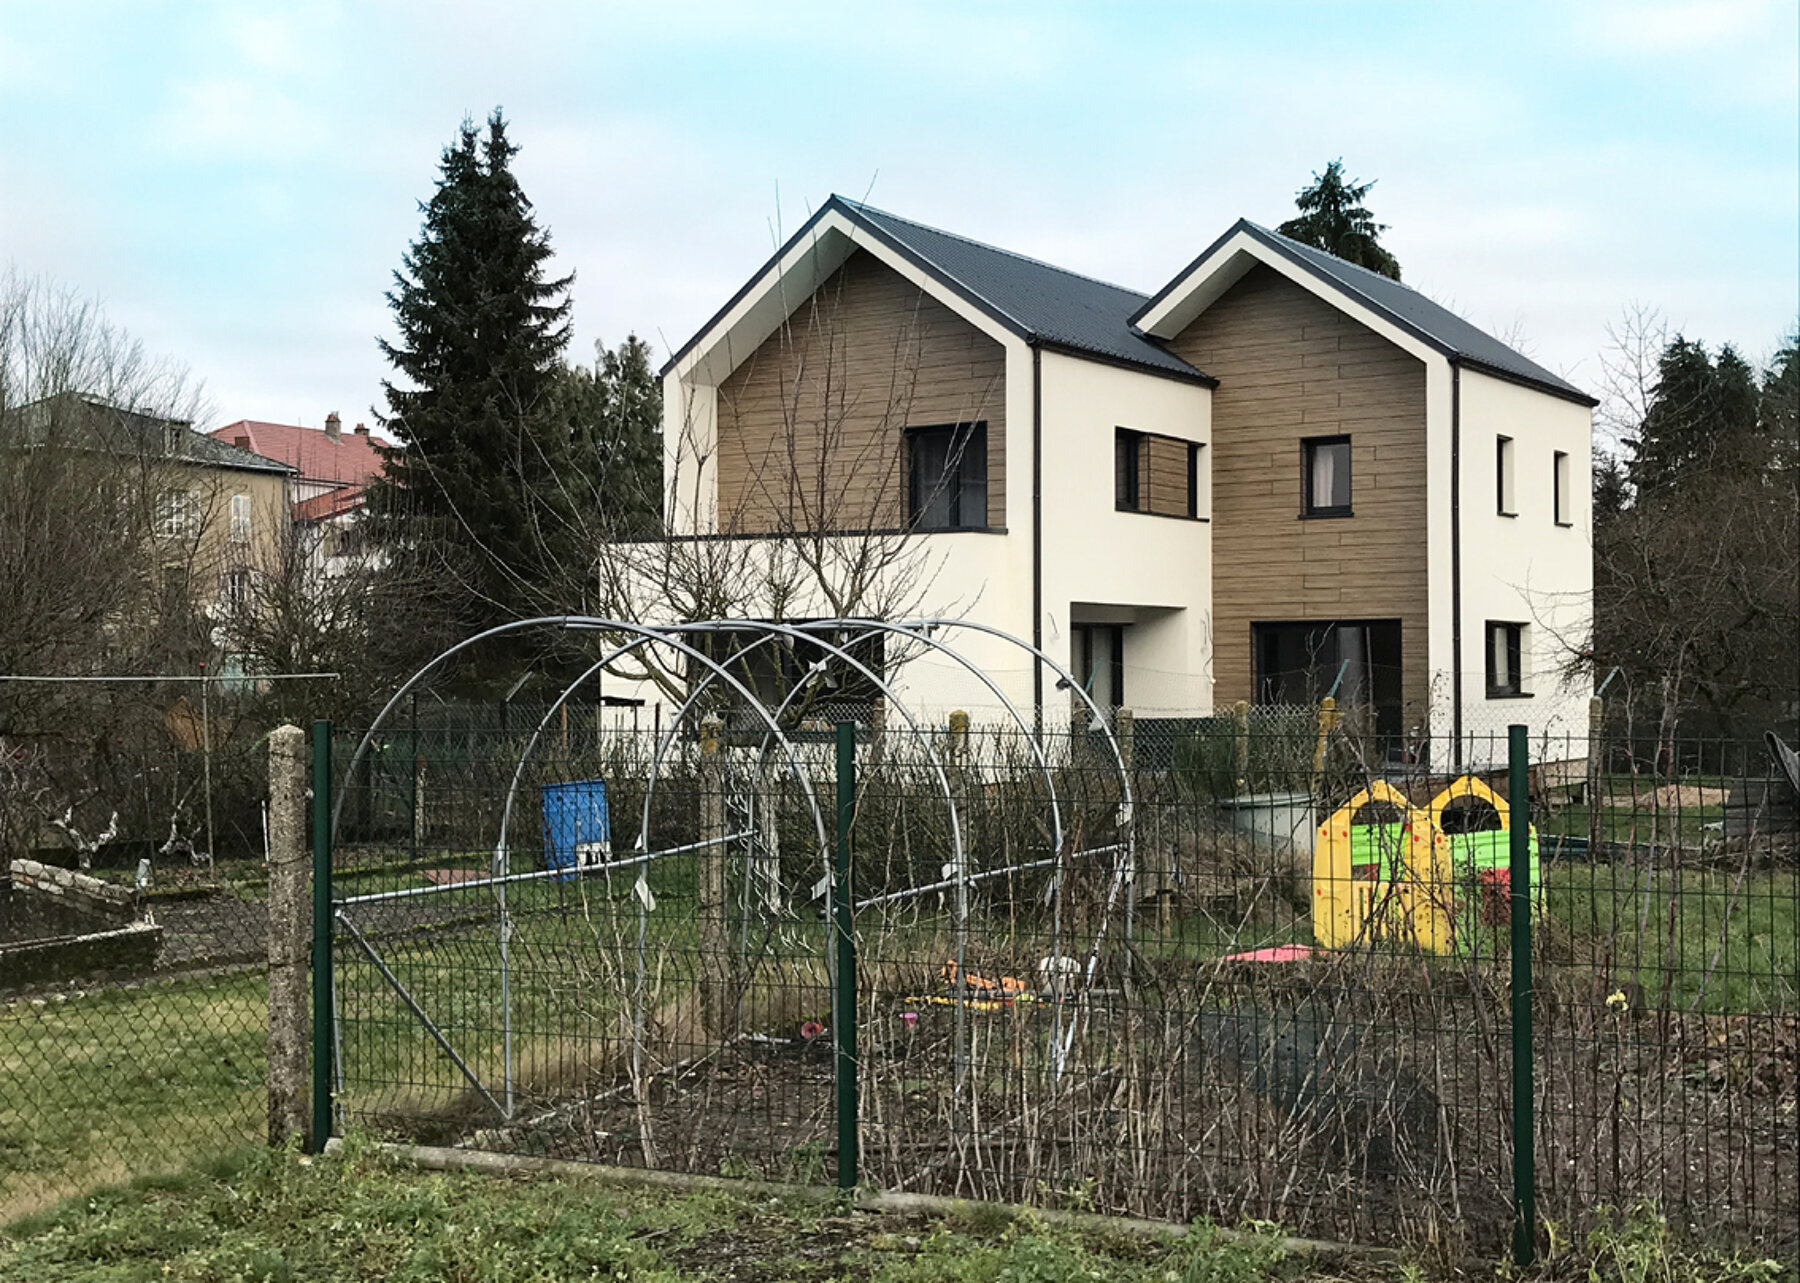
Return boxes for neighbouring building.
[647,197,1596,764]
[14,392,296,620]
[210,412,390,575]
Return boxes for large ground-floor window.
[1252,618,1403,738]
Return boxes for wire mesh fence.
[3,694,1794,1253]
[316,710,1798,1258]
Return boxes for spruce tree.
[1277,159,1403,280]
[370,109,574,622]
[540,335,665,544]
[1626,336,1762,494]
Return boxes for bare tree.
[572,236,999,704]
[0,270,231,867]
[215,498,451,725]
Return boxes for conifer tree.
[370,109,574,622]
[1277,159,1403,280]
[1626,336,1762,494]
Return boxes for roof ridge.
[1243,219,1424,292]
[838,197,1151,302]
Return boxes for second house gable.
[1168,262,1430,724]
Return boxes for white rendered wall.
[1454,368,1594,760]
[1037,351,1214,716]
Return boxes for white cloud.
[156,79,328,160]
[1583,0,1778,53]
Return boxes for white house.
[645,197,1595,764]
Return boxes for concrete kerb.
[321,1139,1392,1264]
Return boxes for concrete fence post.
[265,724,308,1148]
[697,713,729,1040]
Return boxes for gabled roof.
[212,419,392,487]
[843,201,1209,381]
[13,394,297,475]
[293,485,366,524]
[1133,219,1597,406]
[664,196,1214,385]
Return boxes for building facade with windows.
[651,198,1595,758]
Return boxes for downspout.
[1450,363,1463,770]
[1031,344,1044,732]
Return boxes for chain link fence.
[4,698,1795,1258]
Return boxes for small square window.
[1553,451,1571,525]
[1302,436,1351,517]
[1497,436,1516,516]
[907,422,987,530]
[1486,621,1526,697]
[1114,429,1143,511]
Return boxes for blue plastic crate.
[540,779,610,880]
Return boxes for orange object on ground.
[941,960,1029,996]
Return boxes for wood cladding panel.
[1168,264,1429,720]
[714,250,1006,532]
[1143,434,1191,517]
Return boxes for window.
[222,568,251,613]
[1071,623,1124,710]
[229,493,252,542]
[155,491,197,539]
[1187,442,1204,518]
[1114,429,1143,511]
[1553,451,1571,525]
[1486,621,1526,697]
[1254,619,1403,739]
[907,422,988,530]
[687,624,887,732]
[1302,436,1351,516]
[1496,435,1516,515]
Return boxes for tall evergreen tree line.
[1593,328,1799,733]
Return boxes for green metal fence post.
[1508,723,1535,1268]
[310,719,334,1155]
[834,720,858,1191]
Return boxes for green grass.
[0,974,267,1222]
[0,1140,1320,1282]
[1540,864,1799,1011]
[3,1141,1788,1282]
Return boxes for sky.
[2,0,1795,440]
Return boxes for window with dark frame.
[686,624,888,731]
[1071,623,1125,709]
[907,421,987,530]
[1497,435,1516,515]
[1114,428,1143,511]
[1302,436,1351,516]
[1252,618,1404,744]
[1553,450,1571,525]
[1187,442,1202,518]
[1485,621,1525,697]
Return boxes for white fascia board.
[1136,231,1443,372]
[666,208,1017,389]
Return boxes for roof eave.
[1452,355,1598,408]
[1031,336,1217,387]
[661,197,1036,383]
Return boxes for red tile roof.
[210,419,394,488]
[293,485,366,524]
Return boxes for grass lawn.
[3,1140,1790,1282]
[1540,864,1798,1012]
[0,974,267,1224]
